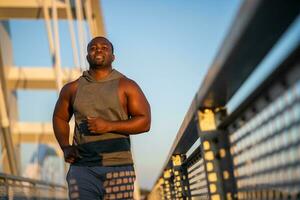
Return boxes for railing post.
[157,178,165,200]
[162,169,175,200]
[51,185,55,200]
[171,154,191,199]
[5,176,9,199]
[147,178,164,200]
[33,182,37,200]
[197,108,237,200]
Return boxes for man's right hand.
[62,145,80,164]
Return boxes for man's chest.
[72,81,128,116]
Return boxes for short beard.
[89,63,104,69]
[87,57,105,69]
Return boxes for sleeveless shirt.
[72,69,133,166]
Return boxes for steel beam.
[0,82,19,175]
[75,0,88,70]
[0,0,106,34]
[0,21,20,175]
[52,0,63,91]
[65,0,80,67]
[0,0,68,19]
[6,67,81,90]
[11,122,75,144]
[196,0,300,108]
[89,0,106,37]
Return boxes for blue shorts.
[66,165,136,200]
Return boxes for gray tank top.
[72,69,133,166]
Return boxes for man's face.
[87,38,114,68]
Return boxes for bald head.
[87,36,114,54]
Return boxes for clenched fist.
[87,116,112,134]
[62,145,80,163]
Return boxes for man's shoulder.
[119,76,138,87]
[119,76,142,95]
[64,79,79,89]
[60,79,79,97]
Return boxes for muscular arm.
[52,82,75,148]
[53,81,80,163]
[87,78,151,135]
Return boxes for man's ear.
[112,54,115,62]
[86,54,89,62]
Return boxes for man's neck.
[88,66,113,80]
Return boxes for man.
[52,36,151,200]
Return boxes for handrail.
[0,172,67,189]
[150,0,300,199]
[0,172,67,199]
[156,0,300,181]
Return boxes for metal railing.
[148,0,300,199]
[0,172,67,199]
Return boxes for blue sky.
[10,0,245,189]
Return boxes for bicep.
[126,81,151,118]
[53,86,73,122]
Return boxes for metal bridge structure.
[0,0,105,199]
[148,0,300,199]
[0,0,300,200]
